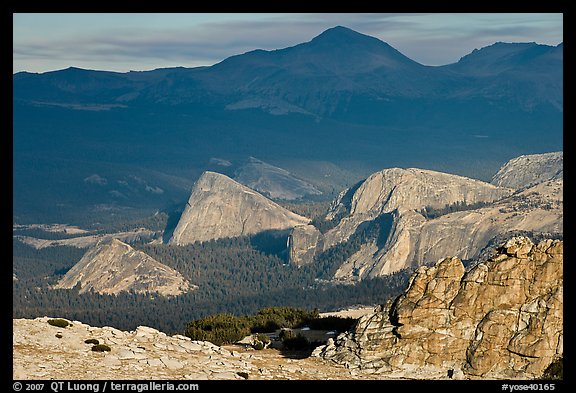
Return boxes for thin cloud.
[13,13,562,72]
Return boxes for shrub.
[185,307,322,346]
[251,307,318,333]
[282,333,309,350]
[279,329,311,350]
[249,317,282,333]
[84,339,100,345]
[251,333,270,350]
[185,314,251,346]
[47,318,70,328]
[254,333,270,344]
[541,357,563,380]
[278,329,295,341]
[55,333,63,339]
[237,372,249,379]
[91,344,111,352]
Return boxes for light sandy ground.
[319,306,377,319]
[14,228,155,249]
[13,317,399,380]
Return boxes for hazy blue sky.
[13,13,563,73]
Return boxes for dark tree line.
[13,230,411,335]
[418,200,493,219]
[13,271,411,335]
[13,240,86,279]
[13,228,92,241]
[309,213,394,279]
[184,307,322,345]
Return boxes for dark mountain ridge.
[447,41,563,75]
[14,26,562,111]
[13,26,563,224]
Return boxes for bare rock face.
[169,171,310,245]
[323,167,512,249]
[234,157,322,200]
[491,151,563,190]
[352,179,563,279]
[290,162,562,281]
[54,238,192,296]
[287,225,322,266]
[324,168,513,246]
[290,167,513,276]
[348,168,508,216]
[316,237,563,379]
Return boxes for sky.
[13,13,563,73]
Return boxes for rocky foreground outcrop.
[13,317,385,380]
[169,171,310,245]
[314,237,563,379]
[54,238,192,296]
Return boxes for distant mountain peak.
[288,25,422,73]
[323,25,353,33]
[309,25,398,52]
[311,26,372,42]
